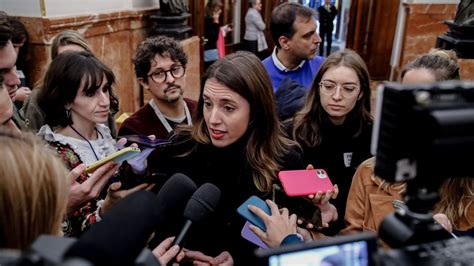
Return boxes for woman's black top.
[147,134,304,264]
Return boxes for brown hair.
[0,130,68,249]
[435,178,474,230]
[191,51,297,192]
[293,49,372,147]
[205,0,223,18]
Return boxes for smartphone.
[272,184,323,229]
[278,169,335,197]
[120,134,171,148]
[237,196,271,232]
[85,147,141,173]
[241,221,268,249]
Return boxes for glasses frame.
[319,81,361,98]
[147,65,186,84]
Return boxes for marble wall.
[14,9,200,114]
[398,2,473,80]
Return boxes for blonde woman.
[0,129,69,249]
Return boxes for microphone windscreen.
[184,183,221,223]
[147,173,198,248]
[64,191,159,266]
[65,173,197,265]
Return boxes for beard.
[162,84,184,103]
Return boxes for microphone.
[64,173,197,265]
[172,183,221,247]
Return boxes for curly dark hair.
[38,51,119,128]
[133,36,188,81]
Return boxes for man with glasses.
[119,36,197,139]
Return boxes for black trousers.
[319,26,333,57]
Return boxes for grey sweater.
[244,8,265,41]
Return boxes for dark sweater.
[118,98,197,139]
[148,134,304,264]
[294,116,373,236]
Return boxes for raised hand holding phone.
[85,147,141,173]
[237,196,270,231]
[247,199,298,248]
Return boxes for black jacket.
[317,5,337,31]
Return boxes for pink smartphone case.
[278,169,334,196]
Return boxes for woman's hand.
[152,236,184,265]
[101,182,155,215]
[433,213,453,233]
[66,162,119,216]
[248,199,297,248]
[179,248,217,265]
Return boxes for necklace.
[69,124,102,161]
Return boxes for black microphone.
[64,173,197,265]
[172,183,221,247]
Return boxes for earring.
[66,109,72,121]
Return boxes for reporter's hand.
[296,227,313,242]
[297,164,338,229]
[127,147,155,174]
[66,162,118,216]
[15,86,31,102]
[248,199,297,248]
[152,236,184,265]
[101,181,155,215]
[433,213,453,233]
[214,251,233,266]
[180,249,216,265]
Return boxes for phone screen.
[272,184,322,229]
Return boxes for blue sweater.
[262,55,324,93]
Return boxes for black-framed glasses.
[319,80,360,98]
[148,65,185,83]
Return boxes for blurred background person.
[317,0,337,57]
[8,17,31,108]
[243,0,267,58]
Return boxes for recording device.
[0,173,198,266]
[85,147,141,173]
[272,185,322,229]
[121,134,171,149]
[172,183,221,247]
[237,195,271,231]
[371,80,474,248]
